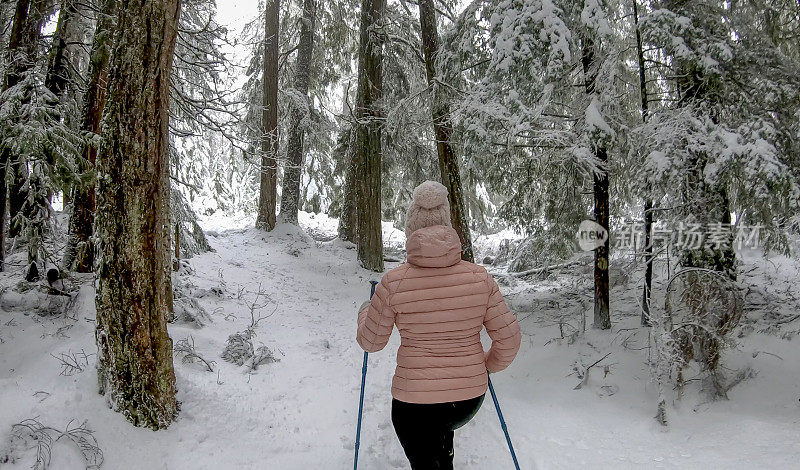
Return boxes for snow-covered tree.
[1,0,82,279]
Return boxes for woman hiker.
[357,180,522,469]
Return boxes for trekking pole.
[354,280,379,470]
[488,375,521,470]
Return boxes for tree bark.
[255,0,279,231]
[45,0,77,98]
[354,0,385,272]
[418,0,474,262]
[278,0,316,225]
[64,0,115,272]
[336,82,357,242]
[95,0,181,430]
[582,34,611,330]
[634,0,653,326]
[337,125,358,242]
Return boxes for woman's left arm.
[357,276,396,352]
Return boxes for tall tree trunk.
[95,0,181,430]
[338,126,358,242]
[418,0,474,262]
[581,34,611,330]
[337,82,358,242]
[255,0,279,231]
[44,0,78,270]
[45,0,77,98]
[64,0,115,272]
[1,0,48,269]
[302,152,315,207]
[336,81,356,241]
[634,0,653,326]
[278,0,316,225]
[354,0,385,271]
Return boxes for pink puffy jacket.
[357,225,521,404]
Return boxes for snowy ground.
[1,214,800,469]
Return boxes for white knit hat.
[405,181,452,237]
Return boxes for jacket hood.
[406,225,462,268]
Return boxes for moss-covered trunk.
[354,0,385,272]
[95,0,181,430]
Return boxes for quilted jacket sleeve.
[357,275,396,352]
[483,273,521,373]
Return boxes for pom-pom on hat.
[405,181,452,237]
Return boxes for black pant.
[391,394,485,470]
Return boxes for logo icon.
[576,220,608,251]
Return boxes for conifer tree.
[279,0,317,224]
[418,0,474,262]
[65,0,116,272]
[94,0,181,430]
[581,0,612,330]
[354,0,385,271]
[255,0,280,231]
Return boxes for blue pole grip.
[354,281,379,470]
[488,375,521,470]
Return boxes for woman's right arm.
[483,274,521,373]
[357,276,396,353]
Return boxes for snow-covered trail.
[172,226,800,470]
[162,225,538,469]
[173,225,413,469]
[2,223,799,469]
